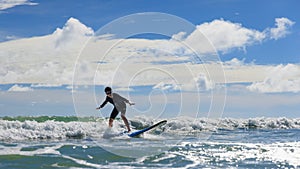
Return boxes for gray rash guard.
[100,93,129,114]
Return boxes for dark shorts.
[110,107,126,119]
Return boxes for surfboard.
[128,120,167,137]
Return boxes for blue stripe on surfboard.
[128,120,167,137]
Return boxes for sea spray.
[1,116,300,141]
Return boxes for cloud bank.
[247,64,300,93]
[0,17,298,93]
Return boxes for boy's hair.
[104,87,112,93]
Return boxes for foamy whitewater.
[0,116,299,168]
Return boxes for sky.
[0,0,299,119]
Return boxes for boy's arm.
[96,97,108,109]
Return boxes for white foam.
[0,119,109,140]
[0,143,62,156]
[164,117,300,132]
[1,117,300,141]
[61,154,104,168]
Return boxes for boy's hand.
[96,107,101,110]
[129,102,135,106]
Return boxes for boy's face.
[106,91,112,97]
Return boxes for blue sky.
[1,0,299,64]
[0,0,299,118]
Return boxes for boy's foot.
[123,130,131,134]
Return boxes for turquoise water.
[0,116,299,168]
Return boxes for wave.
[0,116,300,140]
[0,116,99,122]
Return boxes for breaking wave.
[0,116,300,141]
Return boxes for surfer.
[97,87,134,132]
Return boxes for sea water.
[0,116,299,168]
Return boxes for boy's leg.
[108,118,114,127]
[121,109,131,132]
[121,115,131,132]
[109,107,119,127]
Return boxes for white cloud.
[153,82,180,91]
[186,19,266,53]
[0,0,37,10]
[8,84,33,92]
[247,64,300,93]
[0,17,296,94]
[53,17,94,48]
[0,17,93,85]
[179,73,215,92]
[194,73,215,91]
[185,17,295,53]
[269,17,295,40]
[224,58,246,67]
[31,83,63,88]
[4,35,20,41]
[171,31,187,41]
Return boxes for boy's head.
[104,87,112,95]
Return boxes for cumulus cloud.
[188,19,266,53]
[247,64,300,93]
[194,73,215,91]
[171,31,187,41]
[180,73,215,91]
[53,17,94,48]
[0,17,94,85]
[8,84,33,92]
[269,17,295,40]
[184,17,295,53]
[0,0,37,10]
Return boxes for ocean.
[0,116,299,169]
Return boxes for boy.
[96,87,134,132]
